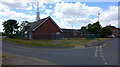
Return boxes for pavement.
[2,38,119,65]
[3,53,55,65]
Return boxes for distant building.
[61,29,78,37]
[61,29,91,38]
[77,29,91,37]
[106,25,119,37]
[117,28,120,37]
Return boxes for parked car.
[106,35,115,38]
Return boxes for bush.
[99,27,112,37]
[1,33,8,36]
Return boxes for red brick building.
[61,29,91,38]
[22,16,63,39]
[106,25,119,37]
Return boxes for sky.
[0,0,119,32]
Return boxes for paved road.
[2,38,119,65]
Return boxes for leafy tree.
[2,32,7,36]
[20,21,30,31]
[86,24,92,30]
[99,27,112,37]
[87,21,101,34]
[81,26,86,30]
[2,19,19,34]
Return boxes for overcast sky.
[0,0,119,32]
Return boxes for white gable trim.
[32,17,49,31]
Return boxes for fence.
[8,34,23,38]
[86,34,99,39]
[32,33,62,40]
[8,33,62,40]
[7,33,99,40]
[62,33,99,40]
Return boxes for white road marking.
[99,46,108,65]
[103,58,105,61]
[101,55,104,58]
[102,43,108,47]
[95,46,98,57]
[104,62,108,65]
[94,45,108,65]
[95,53,98,57]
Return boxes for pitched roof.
[27,17,48,31]
[21,26,30,32]
[61,29,77,33]
[106,25,117,29]
[77,30,91,33]
[22,16,63,32]
[61,28,91,34]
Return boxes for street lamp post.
[72,25,73,39]
[98,13,100,22]
[97,13,100,41]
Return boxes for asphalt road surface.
[2,38,119,65]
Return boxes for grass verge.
[6,38,111,47]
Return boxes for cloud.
[0,1,118,32]
[0,0,28,9]
[53,2,101,29]
[0,2,36,32]
[53,2,118,29]
[40,14,48,19]
[0,0,43,11]
[39,0,61,4]
[0,19,3,32]
[0,11,36,32]
[49,5,52,8]
[86,6,118,28]
[0,0,53,32]
[97,6,118,27]
[0,9,36,21]
[0,0,34,11]
[0,1,36,21]
[0,0,61,12]
[53,2,101,19]
[26,5,33,10]
[0,19,7,32]
[45,9,52,14]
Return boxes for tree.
[81,26,86,30]
[87,21,102,34]
[20,21,30,31]
[2,19,19,34]
[99,27,112,37]
[86,24,92,30]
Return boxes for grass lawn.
[6,38,111,47]
[2,53,14,59]
[0,37,2,40]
